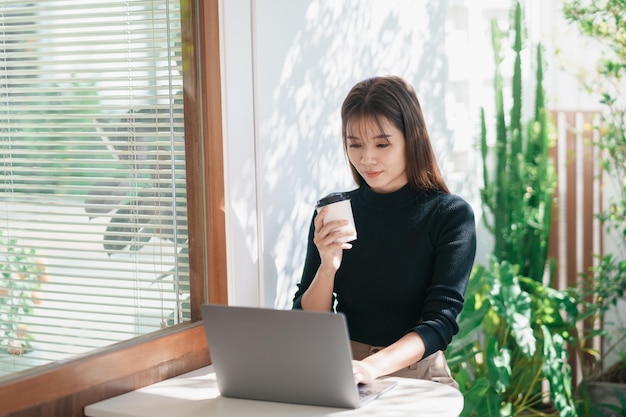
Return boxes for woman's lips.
[364,171,382,178]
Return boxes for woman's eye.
[348,143,361,148]
[376,143,390,148]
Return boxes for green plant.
[0,231,46,355]
[1,80,105,196]
[84,100,190,324]
[448,2,579,415]
[479,1,557,283]
[562,1,625,246]
[569,254,626,386]
[85,99,187,255]
[562,1,626,415]
[561,0,625,269]
[448,259,577,417]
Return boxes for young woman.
[292,76,476,389]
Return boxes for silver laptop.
[200,304,396,409]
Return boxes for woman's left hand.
[351,360,379,385]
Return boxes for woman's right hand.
[300,208,353,311]
[313,207,353,273]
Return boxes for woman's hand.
[300,208,354,312]
[313,207,354,273]
[352,360,379,385]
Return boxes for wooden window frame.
[0,0,226,415]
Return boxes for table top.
[84,365,463,417]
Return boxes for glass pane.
[0,0,189,378]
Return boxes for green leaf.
[460,378,501,417]
[541,325,577,416]
[486,337,511,394]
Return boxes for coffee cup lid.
[316,192,350,208]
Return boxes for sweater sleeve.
[292,211,330,309]
[413,195,476,358]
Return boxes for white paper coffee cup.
[316,192,357,243]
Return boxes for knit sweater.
[292,183,477,358]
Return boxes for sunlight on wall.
[253,0,457,308]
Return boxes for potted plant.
[562,1,626,415]
[569,255,626,416]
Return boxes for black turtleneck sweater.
[292,183,477,358]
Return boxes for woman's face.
[345,116,408,193]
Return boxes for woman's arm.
[413,196,476,356]
[299,264,337,311]
[353,196,476,383]
[295,207,354,311]
[353,332,425,384]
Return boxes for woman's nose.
[360,147,376,164]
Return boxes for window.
[1,0,191,378]
[0,1,225,413]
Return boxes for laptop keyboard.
[357,384,377,400]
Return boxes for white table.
[84,365,463,417]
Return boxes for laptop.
[200,304,397,409]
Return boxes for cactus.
[480,1,556,283]
[450,3,577,416]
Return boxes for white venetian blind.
[0,0,189,377]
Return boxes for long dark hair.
[341,75,449,194]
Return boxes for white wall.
[219,0,603,309]
[256,0,464,309]
[221,0,463,308]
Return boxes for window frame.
[0,0,227,414]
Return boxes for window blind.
[0,0,189,377]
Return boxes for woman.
[292,76,476,389]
